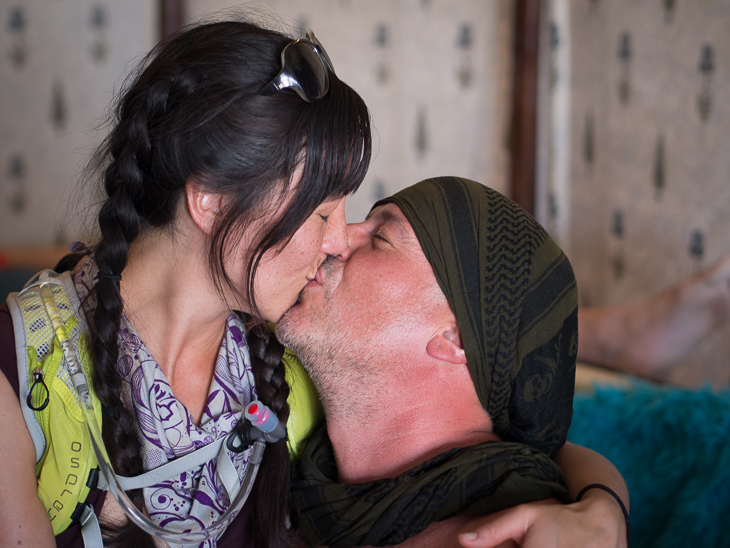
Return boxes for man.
[278,177,628,548]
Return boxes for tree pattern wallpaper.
[1,0,727,385]
[538,0,730,386]
[0,0,156,247]
[1,0,513,234]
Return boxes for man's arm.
[456,442,629,548]
[552,441,629,505]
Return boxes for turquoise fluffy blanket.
[568,380,730,547]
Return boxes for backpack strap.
[8,270,103,537]
[6,271,54,463]
[96,435,227,491]
[76,504,103,548]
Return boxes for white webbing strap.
[96,435,232,491]
[78,504,103,548]
[86,434,244,546]
[216,436,244,502]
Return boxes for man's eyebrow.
[369,207,411,241]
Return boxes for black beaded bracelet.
[575,483,630,547]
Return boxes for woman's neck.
[119,224,232,422]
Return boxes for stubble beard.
[276,268,381,422]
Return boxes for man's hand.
[457,494,627,548]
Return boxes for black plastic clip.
[226,419,255,453]
[86,468,100,489]
[27,368,50,411]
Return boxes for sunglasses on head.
[258,30,334,103]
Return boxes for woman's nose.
[320,198,348,257]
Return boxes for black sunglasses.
[258,30,335,103]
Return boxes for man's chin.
[275,301,308,348]
[278,303,299,325]
[281,287,310,319]
[276,283,328,350]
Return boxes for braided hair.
[82,20,371,548]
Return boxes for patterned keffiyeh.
[75,257,257,548]
[292,425,569,548]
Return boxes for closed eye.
[319,214,329,222]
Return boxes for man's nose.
[339,221,369,261]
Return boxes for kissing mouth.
[302,260,328,290]
[288,257,337,314]
[314,264,325,285]
[315,255,338,285]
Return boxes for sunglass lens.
[285,42,329,100]
[305,31,335,73]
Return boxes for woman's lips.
[314,264,325,284]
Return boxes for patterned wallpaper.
[186,0,515,222]
[4,1,724,383]
[1,0,512,236]
[0,0,156,247]
[538,0,730,386]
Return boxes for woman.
[0,20,369,548]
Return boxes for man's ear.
[186,180,222,235]
[426,323,467,364]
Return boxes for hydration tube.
[37,280,272,544]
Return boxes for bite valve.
[245,400,286,442]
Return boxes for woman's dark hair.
[84,20,371,548]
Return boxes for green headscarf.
[291,177,578,547]
[380,176,578,455]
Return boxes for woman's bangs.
[308,76,371,201]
